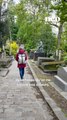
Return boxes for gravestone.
[34,52,45,61]
[29,50,34,59]
[34,41,45,60]
[37,57,55,65]
[54,67,67,91]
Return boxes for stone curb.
[28,60,67,120]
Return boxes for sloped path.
[0,60,57,120]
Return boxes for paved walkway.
[0,60,54,120]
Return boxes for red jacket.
[16,48,27,68]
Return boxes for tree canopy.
[0,0,67,56]
[15,0,56,53]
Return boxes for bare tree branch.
[49,22,59,28]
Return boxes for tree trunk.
[57,23,63,49]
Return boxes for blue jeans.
[19,68,24,79]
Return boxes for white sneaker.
[16,79,20,82]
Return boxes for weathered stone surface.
[37,57,55,65]
[0,60,54,120]
[58,67,67,82]
[29,50,34,59]
[34,52,45,61]
[54,67,67,91]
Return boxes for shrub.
[64,55,67,65]
[5,41,19,57]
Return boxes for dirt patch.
[43,84,67,115]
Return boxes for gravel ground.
[29,60,67,117]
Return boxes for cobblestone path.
[0,60,56,120]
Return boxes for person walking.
[16,44,27,79]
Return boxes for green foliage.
[15,0,57,54]
[50,0,67,50]
[25,40,36,53]
[7,0,18,40]
[5,40,19,56]
[0,47,1,52]
[0,0,67,56]
[51,0,67,24]
[61,23,67,52]
[39,24,56,56]
[63,44,67,52]
[64,55,67,65]
[0,21,9,42]
[11,24,18,40]
[0,0,9,45]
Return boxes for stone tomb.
[54,67,67,91]
[34,52,45,61]
[37,57,55,66]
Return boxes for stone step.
[54,75,67,92]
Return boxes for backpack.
[18,53,26,64]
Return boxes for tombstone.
[29,49,34,59]
[54,67,67,91]
[37,57,55,66]
[34,41,45,60]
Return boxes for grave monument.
[34,41,45,60]
[54,67,67,91]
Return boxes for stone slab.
[58,67,67,82]
[54,67,67,91]
[37,57,55,65]
[50,82,67,100]
[54,75,67,92]
[34,53,45,61]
